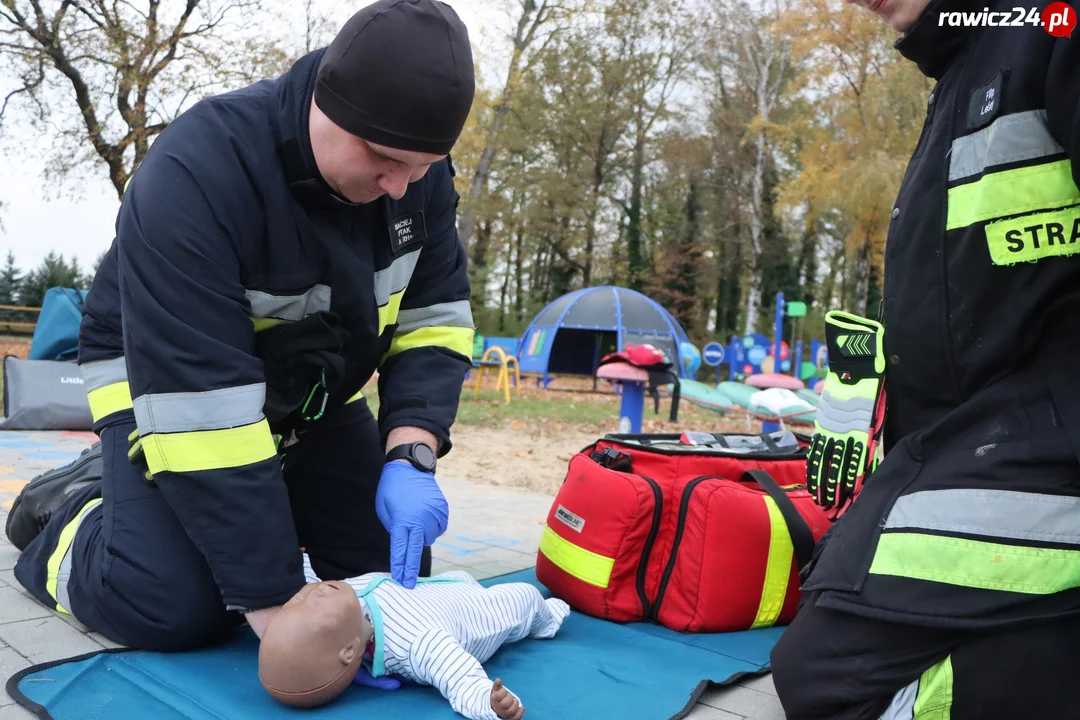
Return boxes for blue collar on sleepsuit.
[356,575,465,677]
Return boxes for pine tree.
[0,251,21,305]
[18,252,86,308]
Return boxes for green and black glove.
[806,310,887,517]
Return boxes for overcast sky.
[0,0,508,274]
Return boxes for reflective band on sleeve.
[140,419,278,475]
[386,326,474,359]
[396,300,474,335]
[869,532,1080,594]
[81,358,133,422]
[539,526,614,588]
[913,656,954,720]
[132,384,266,435]
[245,285,331,322]
[80,357,127,392]
[879,679,919,720]
[374,250,422,307]
[983,204,1080,265]
[252,317,287,332]
[949,109,1063,183]
[86,381,133,423]
[377,289,407,334]
[946,159,1080,231]
[885,488,1080,545]
[750,495,792,629]
[46,498,103,615]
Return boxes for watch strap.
[386,442,436,472]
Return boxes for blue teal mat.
[6,569,783,720]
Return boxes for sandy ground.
[439,411,765,496]
[438,423,598,497]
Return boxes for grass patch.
[364,375,761,435]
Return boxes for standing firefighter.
[5,0,476,660]
[772,0,1080,718]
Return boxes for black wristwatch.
[386,441,437,473]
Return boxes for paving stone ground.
[0,430,785,720]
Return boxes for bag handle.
[741,469,815,571]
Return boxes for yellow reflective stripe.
[539,526,614,588]
[983,204,1080,265]
[386,326,474,359]
[750,496,793,629]
[870,532,1080,594]
[86,381,133,423]
[140,419,277,475]
[377,289,407,335]
[913,656,954,719]
[46,497,103,615]
[346,388,364,404]
[252,317,288,332]
[946,159,1080,231]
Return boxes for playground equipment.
[676,378,818,430]
[472,346,520,404]
[517,286,695,386]
[697,292,826,385]
[596,362,652,433]
[593,344,681,433]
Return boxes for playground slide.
[677,379,820,425]
[717,381,817,425]
[795,388,821,409]
[676,378,738,413]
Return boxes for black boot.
[5,443,103,551]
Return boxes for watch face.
[414,443,436,469]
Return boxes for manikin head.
[258,581,374,708]
[307,0,475,204]
[844,0,934,32]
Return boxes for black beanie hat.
[313,0,475,156]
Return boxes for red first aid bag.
[535,433,832,633]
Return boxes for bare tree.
[611,0,701,291]
[456,0,572,254]
[0,0,271,200]
[726,0,794,335]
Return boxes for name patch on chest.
[984,206,1080,265]
[967,69,1006,131]
[389,211,426,254]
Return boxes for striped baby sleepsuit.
[303,557,570,720]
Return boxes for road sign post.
[702,341,725,386]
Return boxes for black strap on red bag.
[742,469,815,571]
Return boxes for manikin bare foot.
[490,678,524,719]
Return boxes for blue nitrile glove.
[352,666,402,690]
[375,461,449,588]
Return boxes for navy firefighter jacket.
[76,49,474,611]
[799,0,1080,631]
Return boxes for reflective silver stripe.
[949,110,1064,183]
[245,285,331,320]
[132,384,266,434]
[374,249,422,307]
[813,388,873,435]
[884,488,1080,545]
[80,357,127,392]
[878,679,916,720]
[54,500,103,614]
[396,300,474,335]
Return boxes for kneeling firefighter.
[770,0,1080,718]
[4,0,476,659]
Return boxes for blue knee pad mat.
[5,569,783,720]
